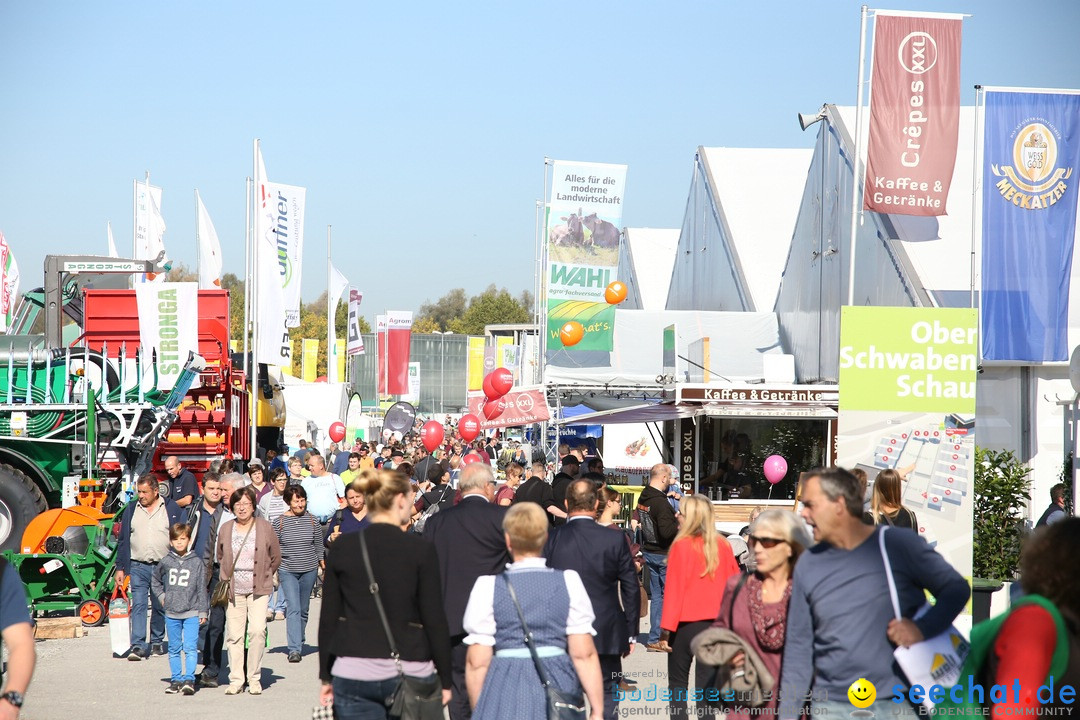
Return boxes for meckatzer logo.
[898,31,938,74]
[992,119,1073,209]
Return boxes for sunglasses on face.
[749,535,787,549]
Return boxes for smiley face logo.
[848,678,877,709]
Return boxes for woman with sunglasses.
[712,509,812,720]
[659,494,741,719]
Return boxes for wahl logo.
[991,120,1073,210]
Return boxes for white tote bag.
[108,586,131,657]
[879,527,970,710]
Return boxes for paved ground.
[21,599,675,720]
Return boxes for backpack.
[412,484,452,535]
[637,502,659,546]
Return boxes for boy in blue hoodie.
[152,523,209,695]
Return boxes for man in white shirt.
[301,454,345,528]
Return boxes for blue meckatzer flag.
[981,89,1080,362]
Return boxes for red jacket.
[661,534,740,631]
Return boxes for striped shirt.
[272,512,324,573]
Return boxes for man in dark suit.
[424,462,510,720]
[550,457,579,526]
[545,479,640,720]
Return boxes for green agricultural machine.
[0,254,190,553]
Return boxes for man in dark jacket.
[424,463,509,720]
[1036,483,1068,527]
[638,463,679,650]
[114,474,185,660]
[546,480,640,720]
[190,473,231,687]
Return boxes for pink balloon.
[421,421,445,452]
[489,367,513,397]
[458,414,481,442]
[328,422,346,443]
[763,455,788,485]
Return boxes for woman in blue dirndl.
[463,502,604,720]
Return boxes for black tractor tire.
[0,463,49,552]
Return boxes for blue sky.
[2,1,1078,322]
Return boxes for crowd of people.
[24,419,1069,720]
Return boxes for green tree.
[413,316,440,334]
[287,292,370,377]
[220,272,245,348]
[973,447,1032,580]
[454,284,531,335]
[418,288,467,332]
[165,262,198,282]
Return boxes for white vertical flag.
[107,222,119,258]
[195,190,223,289]
[254,145,292,365]
[0,233,20,334]
[347,289,365,356]
[134,181,168,283]
[327,263,349,384]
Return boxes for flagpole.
[846,5,869,307]
[250,139,259,459]
[195,189,201,287]
[327,225,333,384]
[970,86,983,313]
[242,179,252,388]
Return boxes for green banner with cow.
[545,160,627,351]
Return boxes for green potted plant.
[972,447,1032,621]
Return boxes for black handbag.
[359,531,444,720]
[502,574,587,720]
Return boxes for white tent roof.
[618,228,679,311]
[699,147,813,311]
[545,309,784,386]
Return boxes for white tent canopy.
[280,375,349,452]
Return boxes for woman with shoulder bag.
[273,485,323,664]
[706,510,811,719]
[317,469,452,720]
[217,486,281,695]
[463,502,604,720]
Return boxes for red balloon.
[461,452,486,466]
[482,374,500,400]
[458,414,481,443]
[489,367,513,397]
[420,421,445,452]
[483,399,505,420]
[328,422,346,443]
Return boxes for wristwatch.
[0,691,23,708]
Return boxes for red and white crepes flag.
[863,12,963,216]
[466,387,551,430]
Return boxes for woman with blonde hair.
[317,468,452,719]
[709,509,812,719]
[868,469,918,530]
[659,494,740,719]
[463,502,604,720]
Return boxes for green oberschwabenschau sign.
[838,307,977,414]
